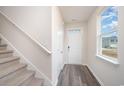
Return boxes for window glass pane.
[100,6,118,59]
[101,6,118,34]
[102,31,118,58]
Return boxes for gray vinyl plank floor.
[57,64,100,86]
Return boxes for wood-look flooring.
[57,64,100,86]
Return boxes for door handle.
[68,46,70,49]
[68,46,70,51]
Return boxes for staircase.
[0,37,44,86]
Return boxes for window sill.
[96,54,119,65]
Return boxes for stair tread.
[6,70,35,85]
[0,50,13,54]
[27,78,44,86]
[0,63,27,79]
[0,56,20,64]
[0,37,44,86]
[0,44,7,47]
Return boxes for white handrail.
[0,10,52,54]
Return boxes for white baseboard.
[0,33,52,86]
[84,64,104,86]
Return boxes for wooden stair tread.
[0,63,27,79]
[0,56,20,64]
[6,70,35,85]
[0,50,13,54]
[0,44,7,47]
[27,78,44,86]
[0,37,44,86]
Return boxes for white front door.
[67,28,82,64]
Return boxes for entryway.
[66,28,83,64]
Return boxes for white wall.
[0,6,52,83]
[0,6,52,50]
[52,6,64,85]
[64,22,88,65]
[87,6,124,85]
[0,6,65,85]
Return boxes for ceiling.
[59,6,97,24]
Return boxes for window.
[97,6,118,63]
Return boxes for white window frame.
[96,6,119,65]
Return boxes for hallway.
[0,6,123,86]
[57,64,100,86]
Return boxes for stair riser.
[0,53,13,58]
[0,57,20,64]
[0,38,44,86]
[0,64,27,80]
[0,47,7,50]
[28,78,44,86]
[19,74,34,86]
[20,74,34,86]
[0,67,26,85]
[0,39,1,44]
[0,60,19,70]
[0,61,20,79]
